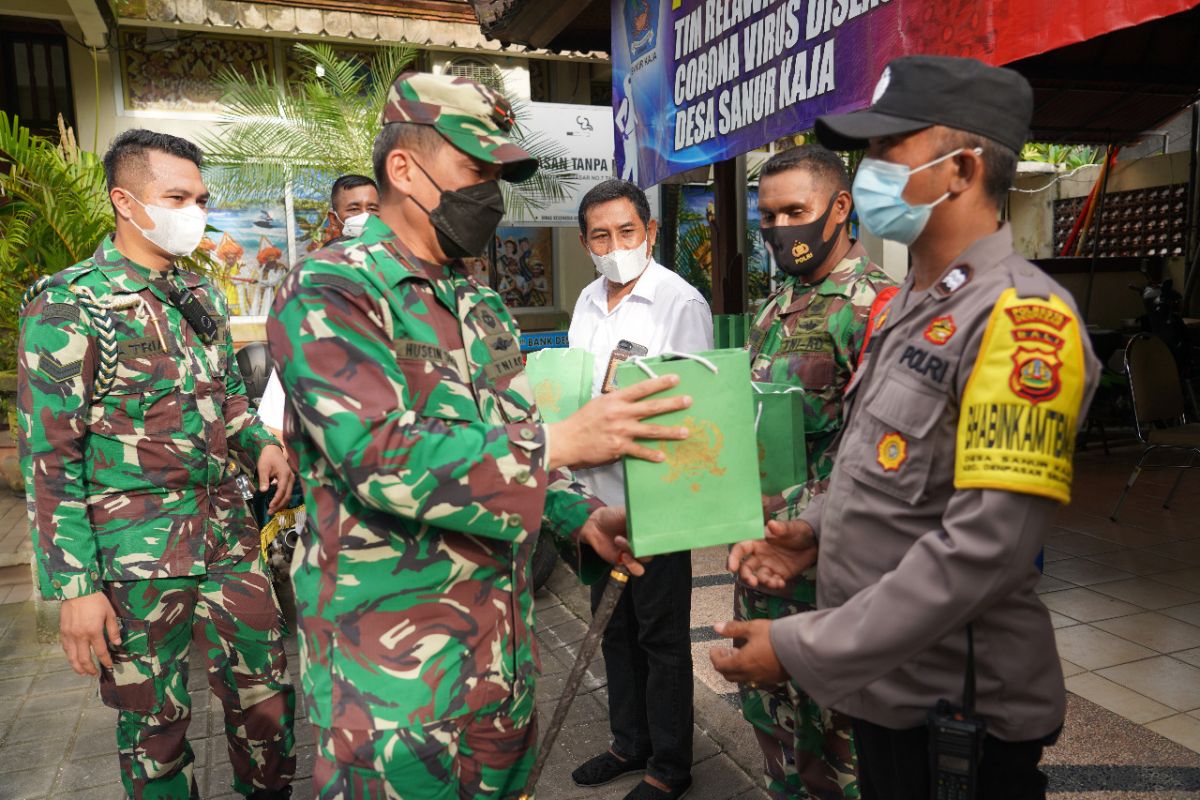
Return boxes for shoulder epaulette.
[19,263,100,315]
[20,267,122,398]
[1007,257,1051,301]
[307,272,366,296]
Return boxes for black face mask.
[411,160,506,259]
[761,194,843,278]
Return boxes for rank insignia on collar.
[874,307,889,331]
[876,431,908,472]
[935,265,973,298]
[924,315,957,345]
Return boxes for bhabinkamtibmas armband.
[955,289,1086,503]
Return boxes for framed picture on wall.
[475,226,558,314]
[200,199,290,318]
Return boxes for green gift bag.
[524,348,594,424]
[616,349,764,557]
[713,314,751,349]
[753,382,808,496]
[712,315,728,348]
[736,314,751,348]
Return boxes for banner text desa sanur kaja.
[611,0,1200,188]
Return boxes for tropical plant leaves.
[198,43,577,219]
[0,113,113,369]
[1021,143,1102,170]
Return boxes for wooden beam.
[250,0,476,23]
[471,0,597,48]
[711,158,745,315]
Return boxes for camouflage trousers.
[313,693,537,799]
[734,582,859,800]
[101,557,296,799]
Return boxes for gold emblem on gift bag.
[533,378,562,416]
[661,416,727,492]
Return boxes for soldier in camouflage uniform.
[267,72,688,800]
[18,130,296,800]
[737,146,896,799]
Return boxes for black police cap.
[815,55,1033,155]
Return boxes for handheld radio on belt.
[927,624,985,800]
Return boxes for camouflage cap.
[380,71,538,183]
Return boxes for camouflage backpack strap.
[20,275,123,398]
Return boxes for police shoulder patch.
[955,288,1086,503]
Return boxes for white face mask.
[337,211,371,238]
[589,242,651,285]
[125,194,207,257]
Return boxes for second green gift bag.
[523,348,594,424]
[753,382,808,497]
[616,349,763,557]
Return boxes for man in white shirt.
[568,179,712,800]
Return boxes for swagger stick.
[519,565,632,799]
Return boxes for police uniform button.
[506,516,523,528]
[519,428,536,441]
[515,470,531,484]
[51,579,62,589]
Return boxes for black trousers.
[592,549,694,786]
[851,717,1054,800]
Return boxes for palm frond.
[200,44,577,226]
[0,112,113,367]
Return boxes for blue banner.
[610,0,1199,188]
[611,0,901,188]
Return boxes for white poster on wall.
[508,102,659,227]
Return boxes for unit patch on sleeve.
[955,288,1086,503]
[876,431,908,472]
[924,315,957,345]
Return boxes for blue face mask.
[851,147,981,245]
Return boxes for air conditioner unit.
[443,57,503,88]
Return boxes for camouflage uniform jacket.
[19,237,279,601]
[267,215,603,732]
[747,243,895,601]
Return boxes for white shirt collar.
[585,259,666,313]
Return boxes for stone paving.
[0,566,766,800]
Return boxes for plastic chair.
[1109,334,1200,520]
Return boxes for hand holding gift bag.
[524,347,595,423]
[753,382,808,498]
[617,350,764,557]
